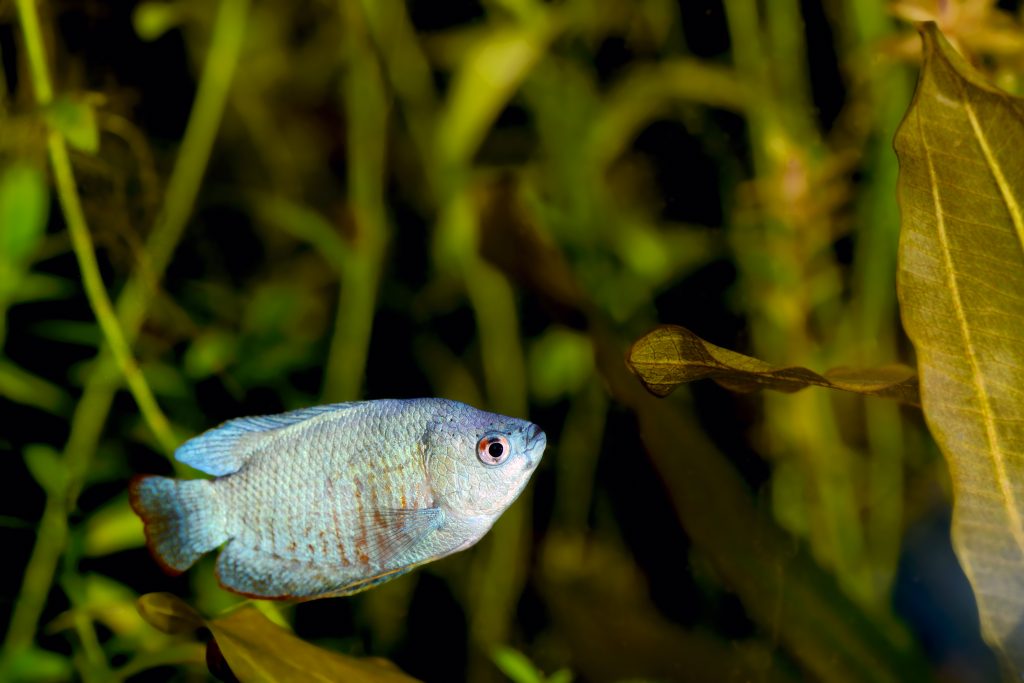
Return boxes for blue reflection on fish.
[130,398,546,600]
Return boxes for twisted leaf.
[627,325,919,404]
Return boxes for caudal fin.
[129,475,228,574]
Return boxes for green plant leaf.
[588,59,747,173]
[83,494,145,557]
[527,327,594,403]
[184,329,238,378]
[49,575,145,637]
[132,1,183,41]
[491,646,542,683]
[10,274,76,305]
[0,164,49,266]
[895,23,1024,674]
[626,324,919,403]
[23,445,66,496]
[44,97,99,153]
[4,647,72,683]
[0,360,69,413]
[546,669,573,683]
[435,19,556,171]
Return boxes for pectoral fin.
[362,507,445,568]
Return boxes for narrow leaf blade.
[491,646,543,683]
[895,23,1024,674]
[45,97,100,154]
[0,163,49,265]
[627,325,918,404]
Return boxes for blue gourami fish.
[129,398,546,600]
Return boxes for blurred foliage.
[1,0,1023,681]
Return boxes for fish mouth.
[525,424,547,462]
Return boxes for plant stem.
[0,37,9,113]
[722,0,873,605]
[322,0,390,403]
[14,0,52,104]
[48,134,177,452]
[16,0,176,451]
[2,0,249,662]
[841,0,914,604]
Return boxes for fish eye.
[477,435,511,466]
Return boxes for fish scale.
[129,398,546,600]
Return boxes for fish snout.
[525,423,547,463]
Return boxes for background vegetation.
[2,0,1023,681]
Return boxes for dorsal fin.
[175,403,356,476]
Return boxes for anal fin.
[216,541,351,600]
[213,506,446,601]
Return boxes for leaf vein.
[920,108,1024,560]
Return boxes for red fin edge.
[128,474,185,577]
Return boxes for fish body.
[129,398,546,600]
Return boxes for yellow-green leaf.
[491,646,543,683]
[23,445,66,496]
[184,328,238,378]
[206,606,420,683]
[0,360,69,413]
[132,1,183,41]
[44,97,99,153]
[83,494,145,557]
[136,593,420,681]
[627,325,919,404]
[895,23,1024,674]
[435,19,556,171]
[0,164,49,265]
[4,647,72,683]
[527,327,594,402]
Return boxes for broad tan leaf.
[627,325,919,404]
[136,593,419,682]
[207,607,420,683]
[895,23,1024,675]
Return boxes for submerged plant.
[3,0,1022,681]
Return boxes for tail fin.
[129,476,228,574]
